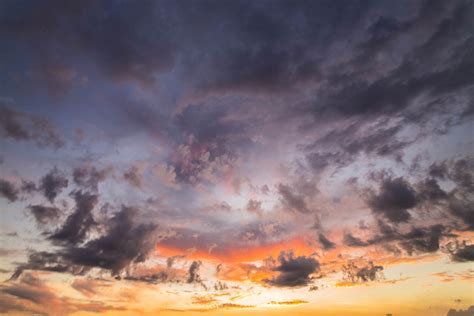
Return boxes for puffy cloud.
[123,162,147,189]
[0,106,64,148]
[447,306,474,316]
[14,205,160,279]
[169,135,236,186]
[344,220,449,255]
[27,204,62,225]
[40,168,69,203]
[0,178,38,203]
[64,206,159,276]
[278,184,311,214]
[73,165,112,191]
[49,191,98,245]
[342,261,384,284]
[0,178,19,202]
[318,233,336,250]
[187,261,202,284]
[264,251,319,287]
[154,164,179,189]
[445,242,474,262]
[367,177,418,223]
[0,272,124,315]
[246,199,264,217]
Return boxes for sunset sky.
[0,1,473,315]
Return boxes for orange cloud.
[156,236,314,264]
[269,300,309,305]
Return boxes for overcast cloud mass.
[0,1,473,315]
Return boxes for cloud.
[27,204,62,225]
[278,184,311,214]
[427,158,474,230]
[446,242,474,262]
[187,261,202,284]
[40,168,69,203]
[73,165,112,191]
[344,220,449,256]
[264,250,319,287]
[0,106,64,148]
[154,163,180,189]
[0,178,19,202]
[246,199,264,217]
[71,278,110,298]
[169,135,237,186]
[367,177,418,223]
[64,206,159,276]
[447,306,474,316]
[342,261,384,284]
[123,162,147,189]
[318,233,336,250]
[0,272,124,315]
[49,191,98,245]
[269,300,309,305]
[1,1,175,88]
[14,205,160,279]
[0,178,40,203]
[21,180,37,194]
[10,251,78,280]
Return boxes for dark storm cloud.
[360,158,473,231]
[344,220,449,255]
[0,106,64,148]
[320,1,473,117]
[40,168,69,203]
[49,191,98,245]
[424,158,474,230]
[300,0,473,171]
[416,178,448,202]
[13,205,160,279]
[429,159,474,192]
[1,0,469,180]
[397,225,447,254]
[264,251,319,287]
[305,120,412,172]
[446,243,474,262]
[27,205,61,226]
[73,165,112,191]
[318,233,336,250]
[64,206,159,276]
[0,178,19,202]
[367,177,418,223]
[0,0,175,88]
[447,197,474,231]
[10,251,82,280]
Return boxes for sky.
[0,0,473,315]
